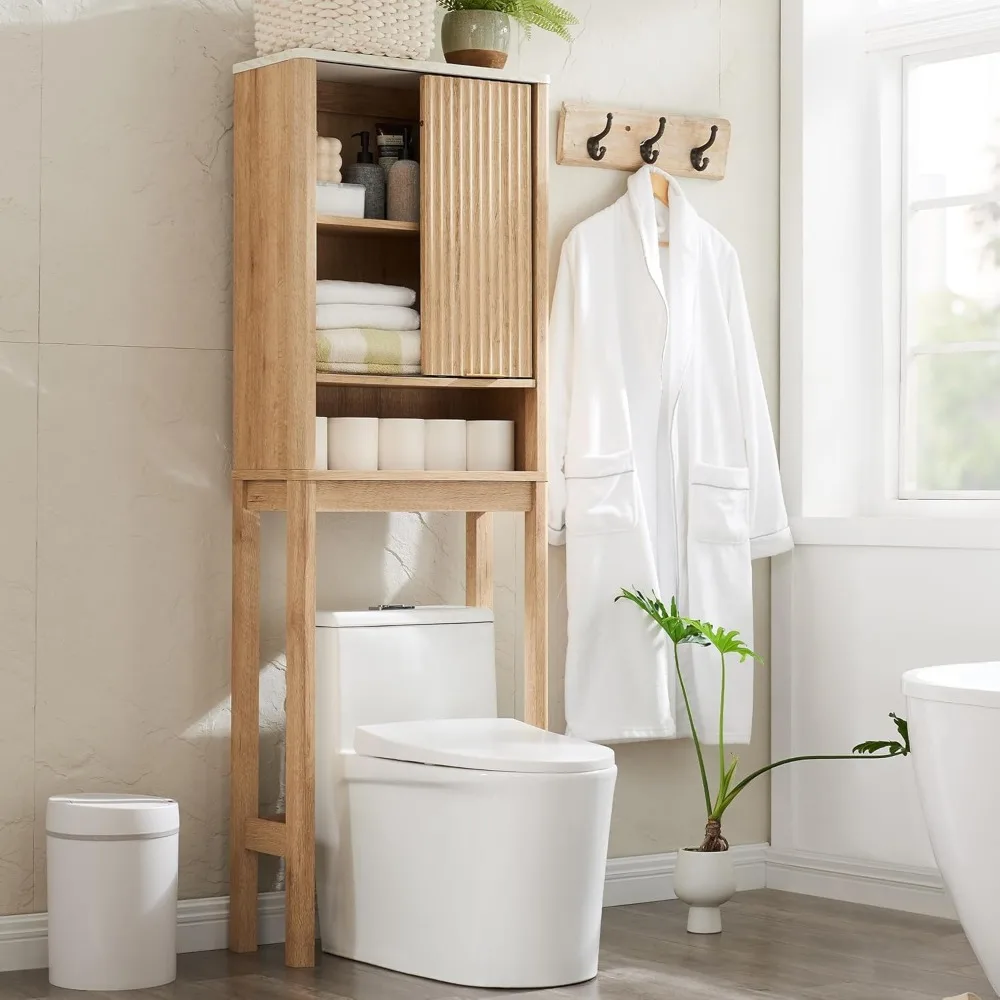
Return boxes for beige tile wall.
[0,0,778,911]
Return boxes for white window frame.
[869,5,1000,511]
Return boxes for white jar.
[46,794,179,990]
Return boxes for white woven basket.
[254,0,436,59]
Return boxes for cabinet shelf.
[234,470,542,482]
[317,215,419,236]
[316,373,536,388]
[237,470,542,513]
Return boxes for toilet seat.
[354,717,615,774]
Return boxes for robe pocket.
[565,452,639,536]
[689,462,750,545]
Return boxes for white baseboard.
[603,843,769,907]
[766,848,957,919]
[0,847,957,974]
[0,891,285,974]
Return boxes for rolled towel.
[318,362,421,376]
[316,280,417,307]
[316,302,420,331]
[317,328,421,368]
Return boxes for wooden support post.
[466,512,494,608]
[524,482,548,729]
[283,481,317,968]
[229,481,261,953]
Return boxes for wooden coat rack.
[557,103,731,180]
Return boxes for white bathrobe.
[548,166,792,745]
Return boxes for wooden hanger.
[651,173,669,247]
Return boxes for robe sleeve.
[546,234,577,547]
[724,246,794,559]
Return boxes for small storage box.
[46,794,179,991]
[253,0,435,60]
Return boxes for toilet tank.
[316,606,498,753]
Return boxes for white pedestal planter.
[673,848,736,934]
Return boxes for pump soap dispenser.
[344,131,385,220]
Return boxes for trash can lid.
[46,794,179,839]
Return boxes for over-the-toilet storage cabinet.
[228,51,549,969]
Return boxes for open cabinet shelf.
[316,372,536,388]
[317,215,419,236]
[230,49,549,969]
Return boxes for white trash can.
[46,794,179,990]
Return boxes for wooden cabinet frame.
[229,51,549,968]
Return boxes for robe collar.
[625,165,700,407]
[626,165,699,305]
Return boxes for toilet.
[315,606,618,989]
[903,662,1000,994]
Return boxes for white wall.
[0,0,780,913]
[774,0,1000,879]
[776,543,1000,868]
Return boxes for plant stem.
[674,642,712,817]
[717,648,726,813]
[711,752,900,820]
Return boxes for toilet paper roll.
[467,420,515,472]
[314,417,328,471]
[378,418,425,471]
[424,420,467,471]
[328,417,379,471]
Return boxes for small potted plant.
[437,0,577,68]
[618,590,911,934]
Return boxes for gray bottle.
[344,131,385,220]
[387,127,419,223]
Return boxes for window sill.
[790,516,1000,550]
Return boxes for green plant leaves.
[436,0,578,40]
[852,713,911,757]
[616,589,712,647]
[685,621,762,663]
[617,589,910,840]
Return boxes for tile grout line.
[31,0,44,915]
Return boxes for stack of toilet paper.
[314,418,515,472]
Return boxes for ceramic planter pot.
[441,10,511,69]
[673,848,736,934]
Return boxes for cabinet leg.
[524,482,548,729]
[230,482,261,953]
[466,512,494,609]
[284,481,317,968]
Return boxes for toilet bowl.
[903,662,1000,995]
[315,606,617,988]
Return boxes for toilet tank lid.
[354,718,616,774]
[902,662,1000,708]
[317,606,494,628]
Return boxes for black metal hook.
[690,125,719,172]
[586,113,614,161]
[639,117,667,165]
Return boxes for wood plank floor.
[0,891,990,999]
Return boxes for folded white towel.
[318,362,422,375]
[316,280,417,307]
[317,329,421,367]
[316,302,420,331]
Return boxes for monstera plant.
[617,590,911,853]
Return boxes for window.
[899,47,1000,496]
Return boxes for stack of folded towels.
[316,280,420,376]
